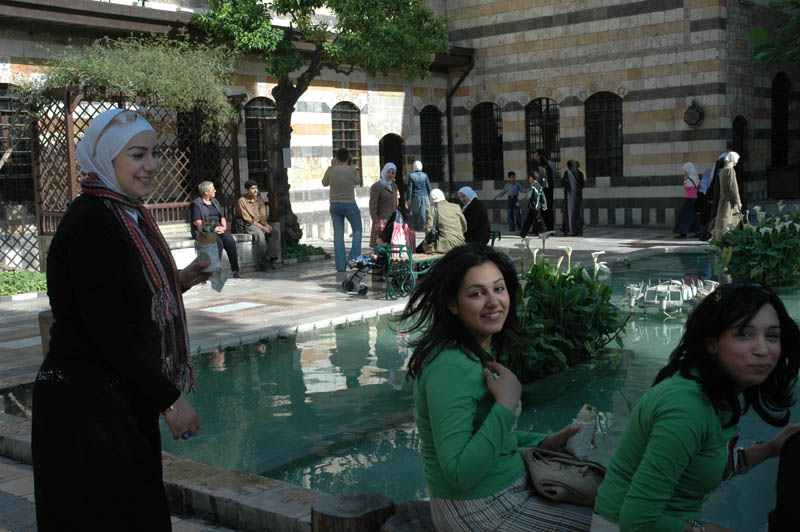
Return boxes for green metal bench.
[375,243,441,300]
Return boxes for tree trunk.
[270,89,303,247]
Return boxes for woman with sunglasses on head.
[32,108,210,530]
[592,283,800,532]
[400,244,593,531]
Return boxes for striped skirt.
[430,472,593,532]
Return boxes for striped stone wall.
[439,0,800,228]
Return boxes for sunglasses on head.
[714,281,770,301]
[92,109,146,157]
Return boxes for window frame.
[331,101,362,178]
[471,102,504,181]
[584,92,623,179]
[419,105,444,182]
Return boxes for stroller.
[342,255,379,296]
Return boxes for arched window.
[585,92,623,178]
[331,101,362,177]
[525,98,560,176]
[471,102,504,181]
[0,84,33,205]
[419,105,443,182]
[771,72,791,167]
[244,97,277,191]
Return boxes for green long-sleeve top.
[413,346,547,500]
[594,374,740,532]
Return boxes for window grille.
[771,73,791,167]
[419,106,443,182]
[332,102,362,177]
[244,97,277,191]
[471,102,504,181]
[0,85,33,205]
[525,98,560,177]
[584,92,623,178]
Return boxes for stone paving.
[0,224,714,530]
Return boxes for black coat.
[463,199,491,244]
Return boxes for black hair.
[508,171,516,178]
[399,244,522,378]
[535,149,549,161]
[528,170,539,180]
[654,283,800,427]
[335,147,350,162]
[243,179,258,190]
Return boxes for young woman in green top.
[399,244,593,531]
[592,282,800,532]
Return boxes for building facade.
[1,0,798,270]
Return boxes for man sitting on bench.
[235,180,280,270]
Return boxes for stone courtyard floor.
[0,219,729,530]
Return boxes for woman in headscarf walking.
[458,186,491,244]
[369,162,399,248]
[407,160,432,232]
[562,160,584,236]
[673,162,701,238]
[711,152,742,240]
[32,108,210,530]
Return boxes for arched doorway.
[732,115,748,201]
[379,133,404,198]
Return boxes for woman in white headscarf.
[457,186,491,244]
[369,162,399,248]
[407,160,432,231]
[32,108,210,530]
[673,162,701,238]
[711,151,742,240]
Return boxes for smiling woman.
[397,244,593,531]
[31,108,210,531]
[592,282,800,532]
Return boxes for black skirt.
[32,363,171,531]
[673,197,699,235]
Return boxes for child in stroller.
[342,206,415,296]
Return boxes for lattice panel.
[0,223,40,271]
[35,100,71,234]
[34,93,239,230]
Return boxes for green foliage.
[281,243,326,259]
[194,0,450,82]
[505,246,628,383]
[16,34,238,139]
[710,203,800,286]
[748,0,800,66]
[0,271,47,296]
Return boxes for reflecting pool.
[163,253,799,531]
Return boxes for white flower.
[597,261,611,274]
[759,226,774,235]
[591,251,606,260]
[777,200,785,214]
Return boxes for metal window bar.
[0,86,34,205]
[771,74,791,167]
[245,97,276,190]
[471,102,504,181]
[420,106,444,182]
[332,102,362,176]
[584,93,622,178]
[525,98,560,177]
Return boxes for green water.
[163,253,799,531]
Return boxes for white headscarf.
[75,108,155,199]
[413,160,423,172]
[380,162,396,191]
[458,186,477,211]
[682,162,698,187]
[430,188,445,203]
[724,151,740,168]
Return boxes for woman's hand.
[538,424,581,452]
[215,225,225,234]
[766,422,800,457]
[163,394,200,440]
[179,257,212,290]
[483,361,521,413]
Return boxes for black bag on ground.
[424,205,439,245]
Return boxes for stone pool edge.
[0,412,318,532]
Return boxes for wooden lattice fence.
[33,87,241,269]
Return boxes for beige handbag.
[519,447,607,507]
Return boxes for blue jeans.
[330,202,362,271]
[507,196,521,231]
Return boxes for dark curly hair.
[654,282,800,427]
[399,243,522,379]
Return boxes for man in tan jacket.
[421,188,467,254]
[235,180,280,270]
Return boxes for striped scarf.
[80,175,194,393]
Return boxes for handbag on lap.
[518,447,606,507]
